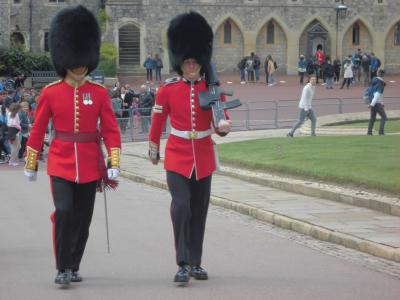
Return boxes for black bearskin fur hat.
[49,5,100,78]
[167,11,213,75]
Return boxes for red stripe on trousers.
[49,177,57,268]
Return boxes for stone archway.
[118,24,140,66]
[256,19,287,74]
[342,20,372,59]
[213,18,244,72]
[299,20,330,60]
[10,32,25,49]
[384,20,400,74]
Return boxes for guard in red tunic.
[23,5,121,287]
[149,11,232,284]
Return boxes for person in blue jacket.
[143,54,156,82]
[367,77,387,135]
[298,55,307,85]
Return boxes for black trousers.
[166,171,211,267]
[341,78,352,88]
[368,103,387,135]
[146,69,153,81]
[50,176,97,271]
[334,70,340,82]
[18,135,28,159]
[315,65,320,83]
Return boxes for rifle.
[199,63,241,128]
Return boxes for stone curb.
[218,167,400,217]
[122,153,400,217]
[120,169,400,263]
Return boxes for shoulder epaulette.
[44,80,62,89]
[88,80,106,88]
[163,77,180,86]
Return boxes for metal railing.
[117,97,399,142]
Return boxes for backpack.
[274,61,278,70]
[306,61,314,74]
[237,59,246,69]
[245,59,254,71]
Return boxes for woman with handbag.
[7,102,21,166]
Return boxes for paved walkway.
[119,120,400,263]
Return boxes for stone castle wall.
[3,0,400,74]
[0,0,10,49]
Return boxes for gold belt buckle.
[189,131,198,139]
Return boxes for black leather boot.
[190,266,208,280]
[71,271,83,282]
[54,269,72,286]
[174,265,190,283]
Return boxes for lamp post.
[29,0,33,51]
[335,0,347,59]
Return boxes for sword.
[103,183,111,254]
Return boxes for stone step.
[117,67,146,77]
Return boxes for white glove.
[107,168,120,180]
[217,119,232,133]
[24,169,37,181]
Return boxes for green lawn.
[218,135,400,194]
[332,119,400,133]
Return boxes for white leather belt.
[170,127,213,140]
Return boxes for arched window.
[224,20,232,44]
[267,21,274,44]
[395,22,400,45]
[352,22,360,45]
[10,32,25,49]
[44,32,49,52]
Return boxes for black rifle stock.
[199,63,241,127]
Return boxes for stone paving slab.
[219,165,400,217]
[120,153,400,263]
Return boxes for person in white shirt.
[6,102,21,166]
[340,57,353,89]
[287,76,317,137]
[367,77,387,135]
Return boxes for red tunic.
[315,50,325,65]
[149,77,227,180]
[26,80,121,183]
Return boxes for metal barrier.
[31,71,59,88]
[115,108,166,143]
[117,97,399,142]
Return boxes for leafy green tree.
[97,8,111,36]
[98,42,117,77]
[96,9,116,77]
[0,48,52,76]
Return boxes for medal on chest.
[83,93,93,105]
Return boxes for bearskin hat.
[167,11,213,75]
[49,5,100,78]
